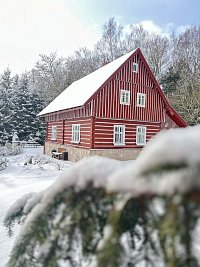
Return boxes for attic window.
[133,63,138,73]
[120,90,130,105]
[137,93,146,107]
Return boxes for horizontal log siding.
[94,118,160,149]
[46,121,64,143]
[63,118,92,149]
[90,53,165,122]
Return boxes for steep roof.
[38,50,135,116]
[38,48,187,127]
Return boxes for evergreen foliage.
[160,67,180,94]
[0,70,45,145]
[0,68,15,143]
[4,125,200,267]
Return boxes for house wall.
[93,117,161,149]
[89,53,165,122]
[63,118,92,148]
[46,117,92,148]
[46,121,64,144]
[44,116,160,161]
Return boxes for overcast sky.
[0,0,199,74]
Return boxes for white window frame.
[113,125,125,146]
[120,90,130,105]
[133,63,138,73]
[51,126,57,140]
[72,124,80,143]
[137,93,146,107]
[136,126,146,145]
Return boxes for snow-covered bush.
[0,143,23,157]
[0,156,8,171]
[54,160,64,170]
[4,125,200,267]
[24,154,51,167]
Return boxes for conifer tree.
[0,68,15,144]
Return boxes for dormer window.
[137,93,146,107]
[120,90,130,105]
[133,63,138,73]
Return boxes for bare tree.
[65,47,99,84]
[95,17,124,63]
[123,24,171,79]
[30,52,68,104]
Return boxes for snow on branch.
[4,192,43,236]
[5,125,200,234]
[4,125,200,267]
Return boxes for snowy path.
[0,147,73,267]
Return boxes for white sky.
[0,0,100,73]
[0,0,198,74]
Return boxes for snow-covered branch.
[4,125,200,267]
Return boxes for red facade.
[42,48,186,155]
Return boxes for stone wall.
[44,141,142,161]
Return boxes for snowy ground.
[0,147,73,267]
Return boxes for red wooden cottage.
[38,48,187,161]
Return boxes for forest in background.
[0,18,199,144]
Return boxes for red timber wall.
[46,117,92,149]
[93,118,160,149]
[88,52,166,123]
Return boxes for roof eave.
[166,108,188,127]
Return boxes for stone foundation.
[44,141,142,162]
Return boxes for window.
[72,124,80,143]
[120,90,130,105]
[113,125,125,145]
[136,126,146,145]
[137,93,146,107]
[51,126,57,140]
[133,63,138,73]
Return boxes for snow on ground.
[0,147,73,267]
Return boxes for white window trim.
[133,62,138,73]
[137,93,146,107]
[51,126,57,140]
[113,125,125,146]
[136,126,146,145]
[120,89,130,105]
[72,124,80,143]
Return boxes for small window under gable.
[113,125,125,145]
[136,126,146,145]
[120,90,130,105]
[51,126,57,140]
[72,124,80,143]
[137,93,146,107]
[133,62,138,73]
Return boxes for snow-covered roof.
[38,50,136,116]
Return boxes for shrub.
[0,156,8,171]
